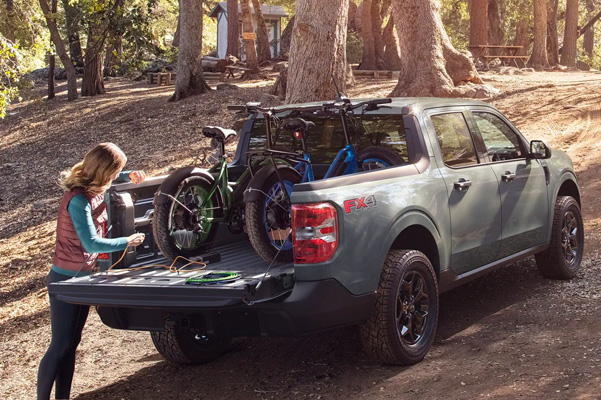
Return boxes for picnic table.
[225,65,252,79]
[468,45,528,68]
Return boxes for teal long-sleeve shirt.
[51,171,132,277]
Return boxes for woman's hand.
[129,170,146,185]
[127,233,145,247]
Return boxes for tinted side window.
[473,112,523,161]
[249,114,407,164]
[431,113,478,167]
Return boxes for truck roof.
[277,97,495,115]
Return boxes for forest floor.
[1,70,601,400]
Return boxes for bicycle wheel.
[153,175,220,261]
[245,167,302,263]
[358,146,405,171]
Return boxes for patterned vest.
[52,188,108,273]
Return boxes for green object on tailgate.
[186,271,240,285]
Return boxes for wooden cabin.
[209,2,288,60]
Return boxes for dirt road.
[1,71,600,399]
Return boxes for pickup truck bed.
[51,234,295,309]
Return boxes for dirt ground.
[1,71,600,400]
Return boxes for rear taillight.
[292,203,338,264]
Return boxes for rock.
[272,62,288,73]
[577,61,591,71]
[269,68,288,98]
[55,68,67,80]
[461,83,500,99]
[216,83,239,91]
[258,93,282,108]
[143,60,176,74]
[520,68,535,73]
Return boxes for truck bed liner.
[49,239,294,308]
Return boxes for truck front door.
[426,110,503,275]
[469,110,549,258]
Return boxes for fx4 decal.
[343,195,377,214]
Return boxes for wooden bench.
[469,45,527,68]
[353,70,400,79]
[225,65,252,79]
[147,72,176,85]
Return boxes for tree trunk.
[39,0,78,100]
[514,9,531,56]
[62,0,83,67]
[280,16,294,56]
[81,13,106,96]
[372,0,385,69]
[561,0,579,67]
[469,0,488,47]
[528,0,549,70]
[355,3,363,35]
[103,0,124,77]
[348,1,358,31]
[226,0,240,57]
[251,0,272,63]
[48,0,57,100]
[170,0,211,101]
[382,16,401,70]
[4,0,15,42]
[173,14,181,47]
[359,0,377,70]
[285,0,349,104]
[547,0,560,65]
[390,0,481,97]
[584,0,595,57]
[488,0,503,55]
[240,0,259,73]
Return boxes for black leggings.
[37,270,90,400]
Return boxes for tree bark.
[103,0,124,77]
[561,0,579,67]
[280,16,294,56]
[382,16,401,70]
[251,0,272,62]
[170,0,211,101]
[372,0,385,69]
[81,10,106,96]
[390,0,481,97]
[359,0,377,70]
[584,0,595,57]
[173,14,181,47]
[47,0,57,100]
[39,0,78,100]
[513,8,531,56]
[528,0,549,70]
[348,1,358,31]
[286,0,349,104]
[240,0,260,72]
[62,0,83,67]
[547,0,560,65]
[4,0,15,42]
[226,0,240,57]
[488,0,503,55]
[469,0,488,47]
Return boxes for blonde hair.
[60,143,127,195]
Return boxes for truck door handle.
[501,171,516,182]
[454,178,472,191]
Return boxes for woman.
[37,143,147,400]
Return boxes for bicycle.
[236,97,404,264]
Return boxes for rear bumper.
[93,279,376,337]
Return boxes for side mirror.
[529,140,552,159]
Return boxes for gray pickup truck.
[48,98,583,366]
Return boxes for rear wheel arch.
[390,225,441,278]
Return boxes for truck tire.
[245,167,301,263]
[153,175,219,261]
[357,146,405,171]
[150,325,230,365]
[360,250,439,365]
[535,196,584,280]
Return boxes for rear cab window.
[249,114,409,164]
